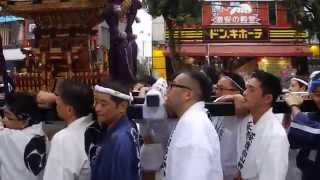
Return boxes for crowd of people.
[0,68,319,180]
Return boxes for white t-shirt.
[43,115,93,180]
[162,102,223,180]
[0,123,47,180]
[237,108,289,180]
[212,116,240,180]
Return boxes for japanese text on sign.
[204,28,268,41]
[213,15,260,25]
[211,2,261,25]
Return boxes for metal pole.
[206,43,210,65]
[143,40,145,60]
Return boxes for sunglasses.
[213,85,238,92]
[169,83,192,91]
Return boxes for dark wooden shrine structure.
[0,0,114,93]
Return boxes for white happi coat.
[237,108,289,180]
[212,116,240,180]
[0,123,47,180]
[43,115,93,180]
[163,102,223,180]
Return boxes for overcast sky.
[133,8,152,59]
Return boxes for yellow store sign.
[152,48,167,78]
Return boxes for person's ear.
[184,90,193,101]
[66,105,75,116]
[263,94,273,105]
[118,101,129,114]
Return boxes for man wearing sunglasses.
[285,71,320,180]
[212,72,245,180]
[162,70,223,180]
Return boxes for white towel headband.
[223,76,244,91]
[94,85,133,101]
[291,78,308,87]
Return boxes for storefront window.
[269,2,277,25]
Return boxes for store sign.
[204,27,268,42]
[165,28,306,43]
[211,2,261,25]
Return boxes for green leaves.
[143,0,202,72]
[284,0,320,40]
[144,0,202,23]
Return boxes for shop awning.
[166,43,312,57]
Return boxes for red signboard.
[202,1,291,27]
[202,1,272,26]
[211,2,260,25]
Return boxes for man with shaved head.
[162,70,223,180]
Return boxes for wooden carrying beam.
[128,95,318,119]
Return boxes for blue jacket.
[289,112,320,149]
[91,115,140,180]
[288,112,320,180]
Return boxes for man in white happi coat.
[234,70,289,180]
[212,72,246,180]
[162,70,223,180]
[43,80,94,180]
[0,92,47,180]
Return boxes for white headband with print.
[94,85,133,101]
[291,78,308,87]
[223,76,244,91]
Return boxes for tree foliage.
[284,0,320,40]
[143,0,202,23]
[143,0,202,72]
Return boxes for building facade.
[167,0,312,79]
